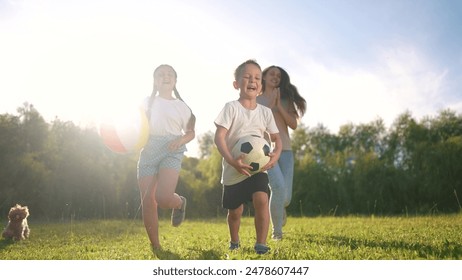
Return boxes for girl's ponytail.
[173,86,196,132]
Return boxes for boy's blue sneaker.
[254,243,270,254]
[229,241,240,250]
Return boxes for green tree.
[197,131,215,159]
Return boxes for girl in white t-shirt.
[137,64,195,251]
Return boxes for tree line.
[1,103,461,221]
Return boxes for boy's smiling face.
[234,63,262,98]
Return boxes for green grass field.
[1,215,461,260]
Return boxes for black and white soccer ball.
[231,135,271,174]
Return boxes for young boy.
[214,59,282,254]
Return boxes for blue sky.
[1,0,461,157]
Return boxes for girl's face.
[234,63,262,98]
[154,65,177,93]
[263,67,281,89]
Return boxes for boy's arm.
[262,132,282,171]
[214,125,252,177]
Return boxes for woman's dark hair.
[262,66,306,117]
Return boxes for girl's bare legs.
[228,204,243,243]
[138,175,160,248]
[155,168,183,209]
[138,168,183,249]
[253,191,270,244]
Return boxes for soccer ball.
[231,135,271,174]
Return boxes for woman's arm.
[275,92,298,130]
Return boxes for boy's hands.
[233,150,279,175]
[215,126,282,177]
[231,154,253,177]
[263,132,282,171]
[261,151,278,172]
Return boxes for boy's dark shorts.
[222,172,270,210]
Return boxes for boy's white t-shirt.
[142,96,192,136]
[214,100,279,186]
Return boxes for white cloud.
[292,43,453,134]
[295,63,388,133]
[377,44,450,119]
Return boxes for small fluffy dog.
[2,204,30,241]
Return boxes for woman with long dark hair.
[257,65,306,240]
